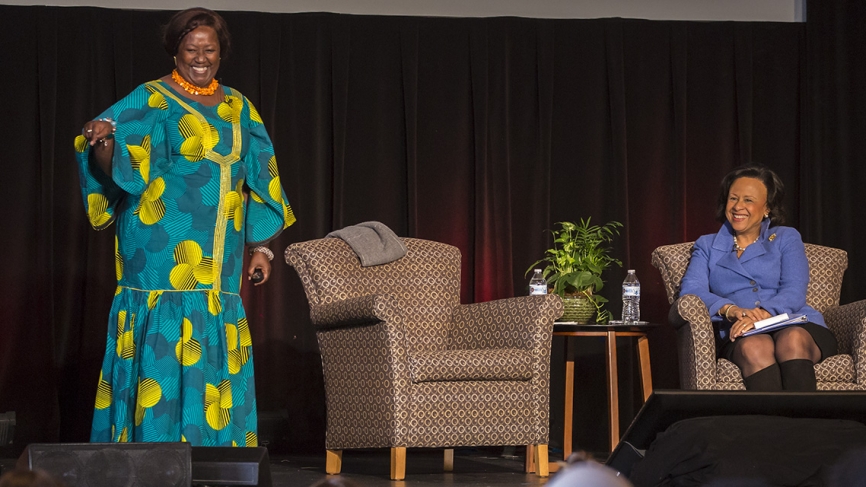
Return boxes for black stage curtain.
[0,4,861,454]
[805,0,866,303]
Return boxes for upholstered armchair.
[285,237,563,480]
[651,242,866,390]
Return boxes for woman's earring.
[173,56,177,66]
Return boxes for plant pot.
[560,294,596,324]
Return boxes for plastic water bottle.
[622,269,640,323]
[529,269,547,295]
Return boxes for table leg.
[563,337,575,459]
[606,331,619,452]
[638,335,653,401]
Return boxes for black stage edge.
[17,442,192,487]
[606,389,866,477]
[191,446,272,487]
[13,443,273,487]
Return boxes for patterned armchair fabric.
[651,242,866,390]
[285,237,563,477]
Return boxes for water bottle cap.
[628,269,635,273]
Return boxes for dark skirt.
[718,322,838,362]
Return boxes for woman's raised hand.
[81,120,115,147]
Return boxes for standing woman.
[679,164,836,391]
[75,8,295,445]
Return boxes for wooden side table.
[554,322,657,456]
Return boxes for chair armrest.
[668,301,689,329]
[674,294,720,390]
[310,294,402,329]
[449,294,563,350]
[312,294,413,427]
[824,299,866,386]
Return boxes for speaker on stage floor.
[0,412,15,448]
[16,443,273,487]
[606,390,866,479]
[17,442,191,487]
[191,446,272,487]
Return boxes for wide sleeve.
[73,83,173,230]
[241,96,296,245]
[680,236,729,319]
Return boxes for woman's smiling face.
[726,177,769,239]
[175,25,220,88]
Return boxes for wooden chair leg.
[534,444,549,478]
[325,449,342,475]
[525,444,536,473]
[443,448,454,472]
[390,447,407,480]
[638,335,654,401]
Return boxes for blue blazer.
[680,219,825,341]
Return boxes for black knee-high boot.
[779,359,817,391]
[743,363,783,391]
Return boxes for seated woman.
[680,164,837,391]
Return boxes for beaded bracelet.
[98,118,117,139]
[249,246,274,261]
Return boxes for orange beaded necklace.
[171,69,219,96]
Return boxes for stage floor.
[2,447,559,486]
[270,449,551,486]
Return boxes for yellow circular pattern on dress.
[147,290,163,309]
[208,290,222,316]
[218,95,243,123]
[169,265,197,290]
[268,177,283,204]
[127,134,152,184]
[115,236,123,281]
[146,85,169,110]
[247,99,263,124]
[87,193,112,227]
[238,317,252,347]
[175,317,203,366]
[226,321,252,375]
[74,135,88,153]
[226,323,238,350]
[114,310,135,360]
[227,318,252,374]
[117,329,135,360]
[95,371,112,410]
[205,380,233,430]
[178,114,219,162]
[135,378,163,426]
[138,378,162,408]
[170,240,215,289]
[135,176,166,225]
[283,202,296,228]
[225,180,244,232]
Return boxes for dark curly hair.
[715,164,786,226]
[163,7,232,60]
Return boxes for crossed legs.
[730,326,821,391]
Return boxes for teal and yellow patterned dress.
[74,80,295,446]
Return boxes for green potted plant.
[526,218,623,323]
